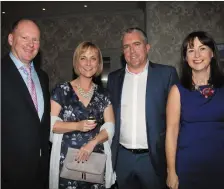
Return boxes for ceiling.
[1,1,145,22]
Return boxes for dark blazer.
[1,54,50,189]
[107,61,179,186]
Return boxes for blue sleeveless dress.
[176,84,224,189]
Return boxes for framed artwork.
[217,43,224,62]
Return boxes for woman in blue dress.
[49,41,115,189]
[166,31,224,189]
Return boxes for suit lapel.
[146,62,156,106]
[117,69,125,106]
[115,69,125,138]
[34,65,47,123]
[145,62,158,143]
[8,56,40,121]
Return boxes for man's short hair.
[121,27,148,44]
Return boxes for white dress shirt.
[120,61,149,149]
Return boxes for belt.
[120,145,149,154]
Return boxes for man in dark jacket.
[2,19,50,189]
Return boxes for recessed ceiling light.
[2,11,6,14]
[84,5,87,8]
[42,8,46,11]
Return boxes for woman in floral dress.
[49,41,115,189]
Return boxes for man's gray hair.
[121,27,148,44]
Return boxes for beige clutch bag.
[60,147,107,184]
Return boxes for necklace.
[193,83,215,98]
[76,83,95,100]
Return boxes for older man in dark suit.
[107,27,179,189]
[2,19,50,189]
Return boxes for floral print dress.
[51,82,111,189]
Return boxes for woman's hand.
[77,120,97,132]
[75,140,97,163]
[167,170,179,189]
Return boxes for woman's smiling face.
[77,48,99,78]
[186,37,213,72]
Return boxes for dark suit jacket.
[107,61,179,187]
[1,54,50,189]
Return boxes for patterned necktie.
[21,65,38,111]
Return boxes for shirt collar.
[125,59,149,76]
[9,52,34,70]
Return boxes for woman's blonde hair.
[73,41,103,77]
